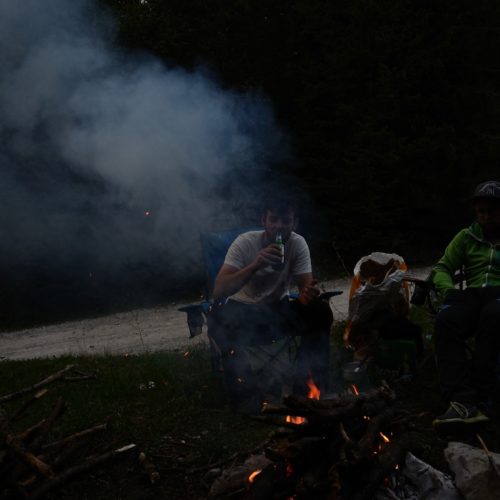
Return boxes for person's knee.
[478,299,500,326]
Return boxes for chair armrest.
[288,290,343,301]
[318,290,343,300]
[178,302,212,338]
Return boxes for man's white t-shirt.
[224,230,312,304]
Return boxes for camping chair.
[178,226,262,373]
[178,227,343,401]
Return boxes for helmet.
[472,180,500,200]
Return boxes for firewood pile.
[0,364,136,499]
[209,381,421,499]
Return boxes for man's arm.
[213,244,283,300]
[432,229,467,296]
[295,272,320,304]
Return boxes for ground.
[5,266,499,500]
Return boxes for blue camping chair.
[178,227,261,373]
[178,227,343,376]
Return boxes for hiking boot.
[433,401,489,427]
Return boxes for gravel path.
[0,268,431,361]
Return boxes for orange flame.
[379,432,390,443]
[248,469,262,483]
[306,377,320,400]
[285,377,318,424]
[350,384,359,395]
[183,351,190,358]
[286,415,306,425]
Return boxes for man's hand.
[252,244,283,270]
[298,279,320,305]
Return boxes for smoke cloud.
[0,0,287,307]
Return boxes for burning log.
[211,381,416,499]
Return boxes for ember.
[248,469,262,483]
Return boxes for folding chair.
[178,226,261,373]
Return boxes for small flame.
[350,384,359,395]
[144,210,151,216]
[248,470,262,483]
[306,377,320,400]
[286,415,306,425]
[237,378,244,383]
[379,432,390,443]
[285,377,318,424]
[229,349,235,356]
[363,415,370,421]
[286,462,293,478]
[395,464,399,470]
[183,351,190,358]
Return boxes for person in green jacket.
[432,180,500,427]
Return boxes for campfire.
[209,380,421,499]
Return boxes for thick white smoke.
[0,0,287,292]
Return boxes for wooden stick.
[30,397,66,450]
[350,433,412,500]
[16,419,47,443]
[0,365,75,403]
[188,439,270,473]
[4,433,53,477]
[11,389,49,421]
[41,423,107,451]
[138,452,160,484]
[349,408,397,463]
[476,433,500,479]
[28,444,136,500]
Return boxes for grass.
[2,306,500,498]
[0,348,270,499]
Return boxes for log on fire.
[211,382,417,500]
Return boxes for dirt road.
[0,269,431,360]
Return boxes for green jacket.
[432,221,500,296]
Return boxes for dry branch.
[11,389,49,421]
[28,444,136,500]
[30,397,66,450]
[476,433,500,480]
[4,433,53,478]
[41,423,107,451]
[0,365,75,403]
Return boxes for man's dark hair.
[261,192,298,217]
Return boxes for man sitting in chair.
[209,194,333,412]
[432,180,500,428]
